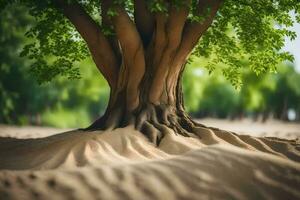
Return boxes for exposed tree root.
[86,103,300,158]
[87,103,203,145]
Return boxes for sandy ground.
[0,124,70,138]
[1,118,299,139]
[0,120,299,200]
[200,118,300,139]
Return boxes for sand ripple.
[0,126,299,199]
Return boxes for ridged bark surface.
[55,0,223,144]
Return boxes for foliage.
[183,57,300,120]
[271,64,300,119]
[1,0,299,87]
[194,0,299,88]
[1,1,300,127]
[0,4,41,123]
[0,4,109,126]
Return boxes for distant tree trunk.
[296,108,300,122]
[280,97,288,121]
[262,110,270,123]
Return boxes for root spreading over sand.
[0,126,299,199]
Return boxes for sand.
[200,118,300,140]
[0,123,299,200]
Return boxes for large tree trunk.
[87,61,199,145]
[55,0,223,145]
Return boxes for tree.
[271,64,300,121]
[0,4,109,127]
[1,0,299,144]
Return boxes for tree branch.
[151,13,168,68]
[149,1,190,69]
[148,2,190,104]
[134,0,155,47]
[100,0,121,64]
[111,6,146,110]
[166,3,190,56]
[53,0,118,88]
[175,0,223,62]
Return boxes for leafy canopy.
[1,0,299,87]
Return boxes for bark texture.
[55,0,223,144]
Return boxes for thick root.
[86,104,300,162]
[131,104,197,145]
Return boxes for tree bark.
[54,0,118,88]
[87,59,200,145]
[54,0,222,145]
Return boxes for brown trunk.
[63,1,224,145]
[87,60,201,145]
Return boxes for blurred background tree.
[0,4,109,128]
[183,59,300,122]
[1,4,299,128]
